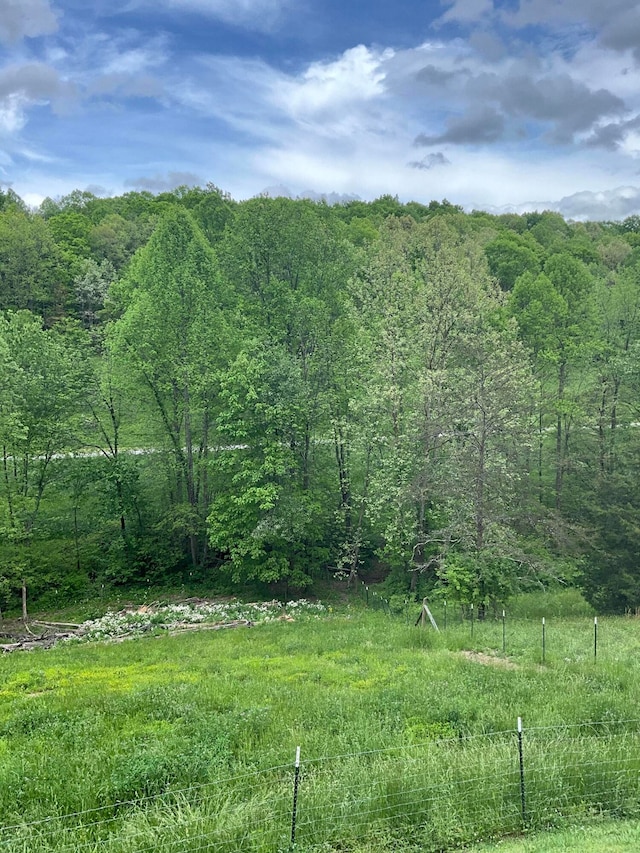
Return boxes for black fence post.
[517,717,526,827]
[291,746,301,848]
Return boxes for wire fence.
[3,719,640,852]
[359,582,612,663]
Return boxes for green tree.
[157,183,235,246]
[579,453,640,613]
[109,207,233,568]
[88,213,155,272]
[352,216,537,598]
[439,318,538,608]
[212,197,354,584]
[485,230,544,290]
[208,344,331,587]
[74,259,116,329]
[0,209,68,319]
[0,312,85,598]
[510,254,595,509]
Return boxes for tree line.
[1,184,640,612]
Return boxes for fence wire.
[2,721,640,852]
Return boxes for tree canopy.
[0,187,639,611]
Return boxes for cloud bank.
[2,0,640,220]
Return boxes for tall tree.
[350,216,537,596]
[109,208,233,568]
[439,317,538,607]
[210,198,354,584]
[0,209,68,319]
[510,254,595,509]
[0,311,85,595]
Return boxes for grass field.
[468,818,640,852]
[1,591,640,851]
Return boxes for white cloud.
[273,45,392,121]
[147,0,294,31]
[438,0,494,25]
[179,44,394,136]
[88,73,163,98]
[553,186,640,220]
[0,62,75,134]
[18,147,59,163]
[171,56,287,142]
[0,62,73,101]
[178,44,418,145]
[497,0,634,32]
[481,185,640,221]
[619,130,640,156]
[39,32,171,106]
[0,0,58,45]
[561,40,639,102]
[0,94,26,134]
[0,29,167,145]
[101,46,166,77]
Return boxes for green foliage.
[486,230,544,290]
[88,213,155,272]
[440,552,520,606]
[0,186,639,608]
[47,210,93,266]
[0,209,68,319]
[110,206,233,568]
[159,182,235,245]
[0,312,87,580]
[208,344,327,586]
[507,587,594,618]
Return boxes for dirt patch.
[461,650,519,669]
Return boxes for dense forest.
[1,183,640,613]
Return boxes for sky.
[2,0,640,219]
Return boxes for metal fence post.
[291,746,301,848]
[502,609,506,654]
[517,717,526,826]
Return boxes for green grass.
[467,818,640,851]
[2,599,640,850]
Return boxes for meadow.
[2,591,640,851]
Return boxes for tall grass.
[1,601,640,850]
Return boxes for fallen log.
[0,632,78,652]
[169,619,253,634]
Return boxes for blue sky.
[2,0,640,219]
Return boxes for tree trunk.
[333,423,351,538]
[597,379,607,475]
[555,359,567,510]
